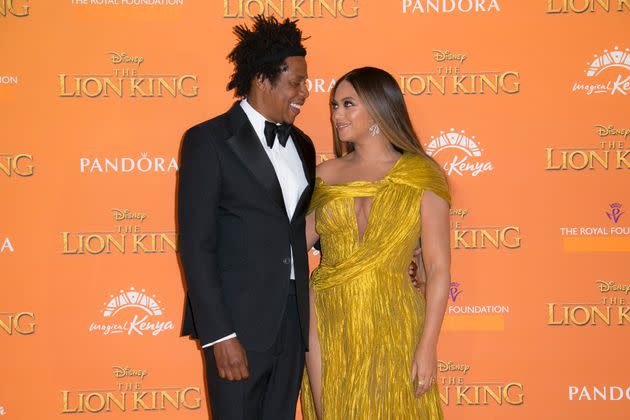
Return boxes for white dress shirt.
[202,99,308,348]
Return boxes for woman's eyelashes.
[331,100,355,109]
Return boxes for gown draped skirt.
[301,152,451,420]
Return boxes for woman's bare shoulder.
[315,155,351,183]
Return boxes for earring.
[369,123,380,137]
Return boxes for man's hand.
[212,337,250,381]
[409,247,426,295]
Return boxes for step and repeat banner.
[1,1,628,419]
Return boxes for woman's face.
[331,80,374,143]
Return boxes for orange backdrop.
[2,1,629,419]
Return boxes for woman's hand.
[411,344,437,398]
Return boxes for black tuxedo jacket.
[177,102,316,352]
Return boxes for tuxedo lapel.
[292,127,315,182]
[225,104,288,216]
[291,127,316,223]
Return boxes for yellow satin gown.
[301,152,450,419]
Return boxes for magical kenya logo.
[425,128,493,176]
[573,46,630,95]
[89,287,174,336]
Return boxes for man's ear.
[254,74,269,92]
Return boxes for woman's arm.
[411,190,451,397]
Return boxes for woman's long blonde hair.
[332,67,429,159]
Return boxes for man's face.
[261,56,309,125]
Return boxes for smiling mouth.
[336,123,351,130]
[290,103,303,113]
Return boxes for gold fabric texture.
[301,152,450,419]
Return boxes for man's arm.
[179,126,250,381]
[178,126,234,345]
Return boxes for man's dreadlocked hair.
[227,15,307,97]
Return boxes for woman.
[301,67,451,419]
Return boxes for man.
[177,16,314,419]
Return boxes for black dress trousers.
[203,283,305,420]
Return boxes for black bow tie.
[264,120,292,148]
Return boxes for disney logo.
[109,52,144,66]
[432,50,467,63]
[438,360,470,375]
[112,366,148,380]
[112,208,147,222]
[595,125,630,140]
[450,209,468,218]
[596,280,630,295]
